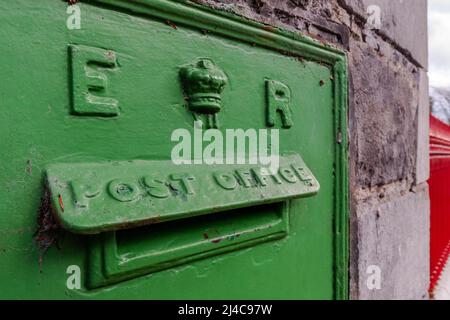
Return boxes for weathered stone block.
[341,0,428,68]
[349,39,420,187]
[352,183,430,300]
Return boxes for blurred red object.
[429,115,450,293]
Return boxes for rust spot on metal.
[68,0,78,5]
[58,194,64,213]
[262,25,276,32]
[319,79,325,86]
[204,228,223,243]
[165,20,178,30]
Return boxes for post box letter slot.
[45,154,319,234]
[45,154,319,287]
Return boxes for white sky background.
[429,0,450,88]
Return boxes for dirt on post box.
[34,188,63,270]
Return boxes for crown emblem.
[180,58,228,129]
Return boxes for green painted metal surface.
[46,154,319,234]
[0,0,348,299]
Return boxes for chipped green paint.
[0,0,348,299]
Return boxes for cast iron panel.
[0,0,348,299]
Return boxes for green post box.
[0,0,348,299]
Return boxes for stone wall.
[193,0,430,299]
